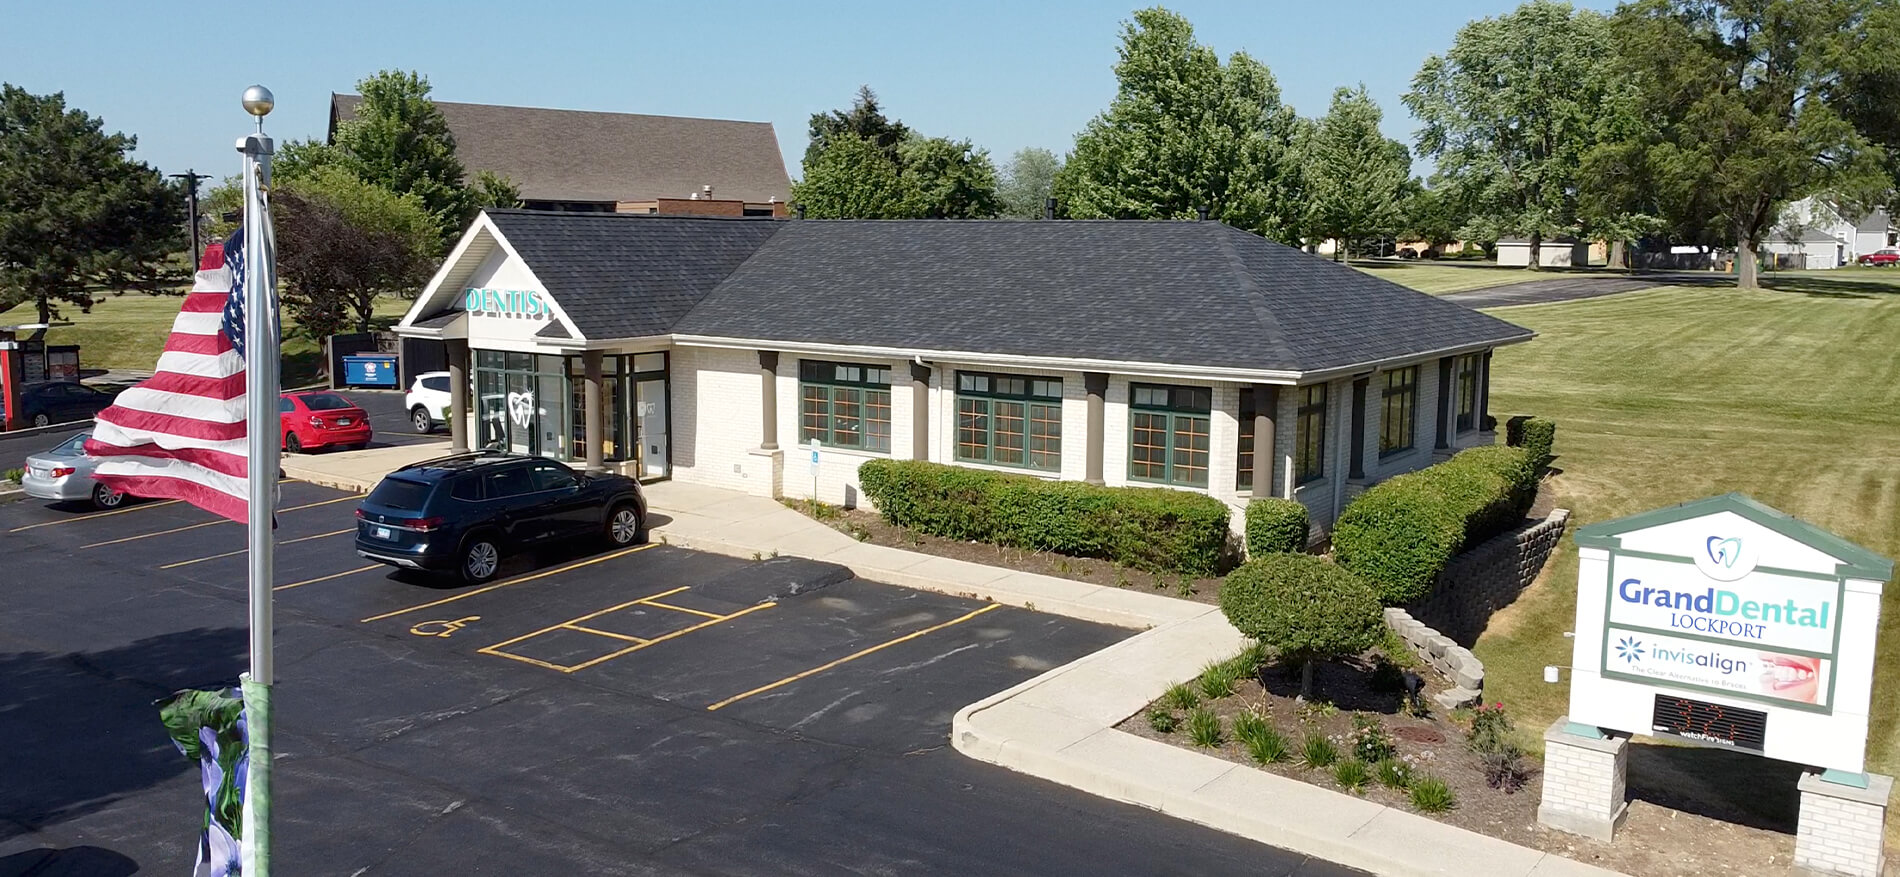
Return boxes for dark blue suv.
[355,452,647,583]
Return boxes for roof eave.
[668,333,1305,384]
[1293,332,1536,382]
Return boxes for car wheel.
[31,413,50,428]
[410,406,434,434]
[606,504,645,546]
[461,535,502,584]
[284,432,302,454]
[91,483,126,510]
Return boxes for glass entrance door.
[632,353,669,480]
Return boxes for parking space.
[0,481,1356,876]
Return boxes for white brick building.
[396,211,1533,536]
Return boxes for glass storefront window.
[472,349,664,473]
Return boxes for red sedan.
[280,391,372,453]
[1858,248,1899,266]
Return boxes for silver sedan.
[21,433,128,510]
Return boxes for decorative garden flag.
[159,688,250,877]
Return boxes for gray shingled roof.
[673,220,1532,373]
[485,210,783,341]
[330,95,790,204]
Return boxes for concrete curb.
[951,615,1629,877]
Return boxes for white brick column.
[1795,772,1891,877]
[1537,718,1629,842]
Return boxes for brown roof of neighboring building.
[329,94,791,205]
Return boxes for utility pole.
[169,169,211,263]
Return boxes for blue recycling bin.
[341,354,399,388]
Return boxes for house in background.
[395,211,1534,539]
[328,95,792,217]
[1766,197,1895,268]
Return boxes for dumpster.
[341,354,399,388]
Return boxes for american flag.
[85,228,261,523]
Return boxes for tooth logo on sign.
[1708,537,1741,568]
[1692,532,1757,582]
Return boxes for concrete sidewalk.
[279,445,1627,877]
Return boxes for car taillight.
[309,416,326,428]
[409,516,446,533]
[50,467,76,478]
[354,508,367,519]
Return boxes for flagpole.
[237,84,277,877]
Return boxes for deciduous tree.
[998,147,1063,219]
[272,166,438,338]
[1605,0,1890,287]
[1053,7,1304,240]
[1304,85,1411,260]
[898,136,1001,219]
[1406,1,1617,270]
[0,85,184,332]
[792,135,912,219]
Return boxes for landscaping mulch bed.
[1119,648,1802,877]
[802,503,1229,604]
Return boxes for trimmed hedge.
[1219,554,1384,665]
[1332,444,1537,606]
[1245,498,1309,556]
[856,459,1230,575]
[1510,416,1557,479]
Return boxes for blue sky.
[5,0,1615,183]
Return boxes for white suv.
[405,371,453,433]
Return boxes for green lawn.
[1475,274,1900,789]
[1351,259,1548,295]
[0,292,413,386]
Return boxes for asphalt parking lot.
[0,481,1358,876]
[0,387,433,475]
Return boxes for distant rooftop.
[328,94,792,205]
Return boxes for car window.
[422,376,450,393]
[483,466,534,499]
[300,393,353,411]
[278,397,295,413]
[449,476,484,502]
[366,477,432,511]
[529,463,578,492]
[50,434,89,456]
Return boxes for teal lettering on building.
[464,287,549,319]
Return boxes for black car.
[17,380,115,428]
[354,451,647,583]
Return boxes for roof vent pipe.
[795,204,807,220]
[702,184,715,199]
[1196,205,1210,221]
[1043,198,1056,221]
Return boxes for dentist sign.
[1568,494,1891,772]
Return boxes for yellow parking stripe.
[479,586,691,654]
[276,564,380,591]
[159,528,355,569]
[78,495,361,549]
[706,603,1002,711]
[561,603,774,673]
[359,543,656,623]
[7,499,182,532]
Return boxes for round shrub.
[1245,497,1309,557]
[1331,474,1463,605]
[1219,554,1385,698]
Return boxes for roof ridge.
[1212,224,1301,368]
[482,208,783,223]
[330,93,774,128]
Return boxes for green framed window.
[955,372,1062,471]
[1129,383,1211,488]
[1379,366,1418,457]
[1295,384,1327,484]
[1237,390,1257,492]
[799,360,892,452]
[1455,354,1480,432]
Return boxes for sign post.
[808,438,820,504]
[1539,493,1892,873]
